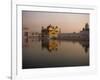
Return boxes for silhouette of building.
[79,23,89,40]
[58,23,89,40]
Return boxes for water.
[22,38,89,69]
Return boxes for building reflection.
[41,39,89,53]
[23,37,89,53]
[41,39,60,52]
[79,41,89,53]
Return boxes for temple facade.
[41,24,60,39]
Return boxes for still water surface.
[22,38,89,69]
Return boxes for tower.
[85,23,89,31]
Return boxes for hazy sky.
[22,11,89,33]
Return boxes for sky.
[22,11,89,33]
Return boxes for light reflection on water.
[22,37,89,69]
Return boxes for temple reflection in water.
[23,37,89,54]
[41,39,59,52]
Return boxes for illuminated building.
[41,24,60,39]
